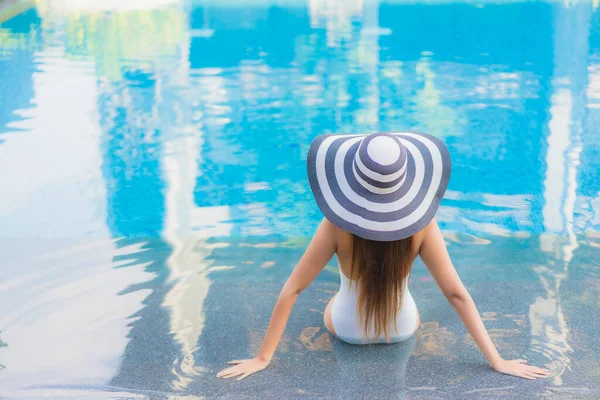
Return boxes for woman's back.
[325,224,425,344]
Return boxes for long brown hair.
[350,234,414,342]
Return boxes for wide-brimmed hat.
[307,132,451,241]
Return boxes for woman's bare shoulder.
[321,218,346,235]
[321,218,352,250]
[413,218,438,251]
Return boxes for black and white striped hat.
[307,132,451,241]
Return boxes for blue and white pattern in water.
[0,1,599,398]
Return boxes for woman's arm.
[419,219,549,380]
[217,218,337,381]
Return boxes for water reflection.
[1,0,600,397]
[309,0,363,48]
[529,2,594,385]
[35,0,186,81]
[0,238,155,392]
[161,107,219,390]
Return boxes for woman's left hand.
[492,358,550,380]
[216,357,270,381]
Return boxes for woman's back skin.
[217,218,550,381]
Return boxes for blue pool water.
[1,1,600,398]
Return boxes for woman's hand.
[216,357,270,381]
[492,358,550,380]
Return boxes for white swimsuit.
[331,263,418,345]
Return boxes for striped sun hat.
[307,132,451,241]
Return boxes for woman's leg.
[414,306,420,332]
[323,293,338,337]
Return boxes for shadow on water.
[107,238,178,393]
[1,0,600,398]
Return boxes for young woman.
[217,132,549,381]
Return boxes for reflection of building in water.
[97,31,176,400]
[35,0,186,81]
[0,5,157,390]
[159,77,234,389]
[412,58,464,140]
[308,0,362,47]
[46,0,217,391]
[82,2,239,390]
[161,131,213,389]
[0,9,39,137]
[354,0,380,127]
[583,65,600,226]
[533,2,594,385]
[580,12,600,233]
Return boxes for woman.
[217,132,549,381]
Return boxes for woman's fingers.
[513,366,536,380]
[518,371,535,380]
[530,370,550,378]
[494,359,550,380]
[222,369,246,379]
[523,365,550,377]
[519,365,551,379]
[530,366,550,375]
[528,368,548,374]
[236,371,252,381]
[217,358,269,381]
[217,365,239,377]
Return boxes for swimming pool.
[1,0,599,398]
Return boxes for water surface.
[1,1,599,398]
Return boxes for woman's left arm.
[217,218,337,381]
[420,220,550,380]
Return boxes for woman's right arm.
[216,218,337,381]
[419,219,549,380]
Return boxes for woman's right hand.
[216,357,270,381]
[492,358,550,380]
